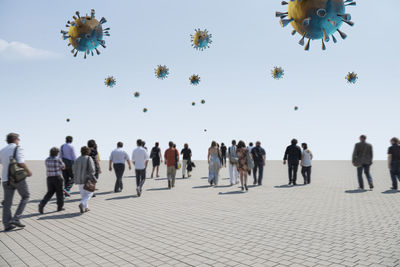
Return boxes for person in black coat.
[283,139,302,185]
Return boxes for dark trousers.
[39,176,64,210]
[135,169,146,190]
[301,166,312,184]
[390,161,400,189]
[62,158,74,191]
[357,164,373,189]
[253,163,264,185]
[288,164,299,184]
[2,180,30,228]
[114,163,125,192]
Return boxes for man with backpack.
[0,133,32,231]
[251,141,266,186]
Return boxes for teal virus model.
[192,102,196,106]
[143,108,148,113]
[134,92,140,98]
[294,106,299,111]
[346,72,358,84]
[66,118,70,122]
[272,67,285,79]
[105,76,116,87]
[189,74,201,85]
[276,0,356,50]
[61,9,110,59]
[201,99,206,104]
[155,65,169,79]
[191,29,212,51]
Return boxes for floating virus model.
[143,108,148,113]
[189,74,201,86]
[134,92,140,98]
[155,65,169,79]
[201,99,206,104]
[192,102,196,106]
[104,76,116,87]
[204,129,207,132]
[345,71,358,84]
[66,118,70,122]
[294,106,299,111]
[272,66,285,79]
[61,9,110,58]
[276,0,356,51]
[191,29,212,51]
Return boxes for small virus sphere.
[134,92,140,98]
[191,29,212,51]
[272,66,285,79]
[189,75,201,86]
[346,72,358,84]
[66,118,70,122]
[204,129,207,132]
[192,102,196,106]
[294,106,299,111]
[105,76,116,87]
[276,0,356,51]
[61,9,109,59]
[155,65,169,80]
[201,99,206,104]
[143,108,148,113]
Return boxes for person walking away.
[164,142,179,189]
[39,147,65,214]
[208,141,221,186]
[60,136,76,197]
[237,141,250,191]
[220,143,227,167]
[228,140,239,186]
[0,133,32,231]
[132,139,149,197]
[150,142,162,178]
[283,139,302,186]
[247,142,254,176]
[251,141,266,186]
[181,143,192,178]
[352,135,374,190]
[109,142,131,193]
[73,146,97,213]
[387,137,400,190]
[301,143,313,184]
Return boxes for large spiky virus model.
[276,0,356,50]
[191,29,212,51]
[61,9,109,58]
[105,76,116,87]
[346,71,358,84]
[155,65,169,79]
[189,74,201,85]
[272,67,285,79]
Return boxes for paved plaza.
[0,161,399,267]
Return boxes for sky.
[0,0,399,160]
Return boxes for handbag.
[83,157,96,192]
[229,147,239,164]
[8,146,27,184]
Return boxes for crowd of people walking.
[1,132,400,231]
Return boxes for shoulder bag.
[8,146,27,184]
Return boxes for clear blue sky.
[0,0,399,160]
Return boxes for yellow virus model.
[192,102,196,106]
[104,76,116,87]
[134,92,140,98]
[189,74,201,85]
[155,65,169,79]
[143,108,148,113]
[272,66,285,79]
[191,29,212,51]
[346,71,358,84]
[201,99,206,104]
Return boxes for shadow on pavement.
[214,185,231,188]
[155,178,168,181]
[274,185,294,188]
[22,211,56,219]
[123,176,136,178]
[147,187,169,191]
[345,189,367,194]
[38,212,81,220]
[0,228,23,233]
[192,185,211,189]
[93,191,113,196]
[382,189,399,194]
[218,191,245,195]
[105,195,138,201]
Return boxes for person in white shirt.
[301,143,313,184]
[0,133,32,231]
[132,139,149,197]
[228,140,239,185]
[109,142,131,193]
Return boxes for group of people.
[1,132,400,231]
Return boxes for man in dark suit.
[283,139,302,185]
[352,135,374,190]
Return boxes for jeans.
[39,176,64,210]
[357,164,373,189]
[113,163,125,192]
[2,180,30,228]
[390,161,400,189]
[229,163,239,184]
[288,164,299,184]
[253,163,264,185]
[167,166,176,187]
[62,158,74,191]
[79,184,93,209]
[135,169,146,190]
[301,166,312,184]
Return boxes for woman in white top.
[301,143,313,184]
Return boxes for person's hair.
[249,142,254,147]
[169,141,174,148]
[391,137,399,144]
[232,140,236,145]
[155,142,159,147]
[87,139,97,149]
[256,141,261,146]
[117,142,123,148]
[50,147,60,157]
[137,139,142,146]
[211,141,217,147]
[81,146,90,156]
[301,143,308,149]
[6,133,19,144]
[173,144,176,148]
[237,140,245,148]
[360,135,367,141]
[66,136,73,143]
[291,139,298,145]
[184,143,188,148]
[142,141,146,147]
[221,143,225,146]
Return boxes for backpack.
[8,146,27,184]
[252,147,263,162]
